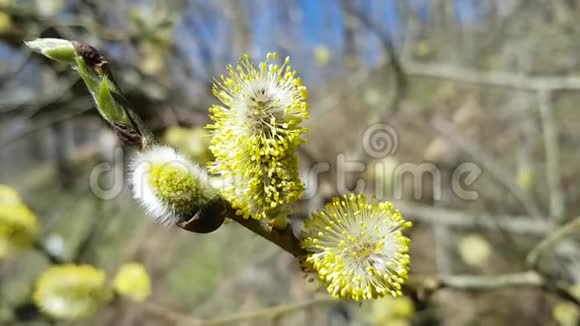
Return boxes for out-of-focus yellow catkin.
[0,184,22,205]
[553,301,579,326]
[34,265,111,320]
[313,46,331,66]
[516,166,535,190]
[371,295,415,325]
[113,263,152,302]
[458,234,491,268]
[0,185,39,259]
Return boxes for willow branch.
[26,38,304,259]
[228,215,307,258]
[26,38,152,149]
[178,197,307,258]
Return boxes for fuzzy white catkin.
[129,145,215,225]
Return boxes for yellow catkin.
[0,185,39,258]
[34,265,111,320]
[113,263,152,302]
[207,53,309,222]
[301,194,412,301]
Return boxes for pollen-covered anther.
[301,193,412,301]
[129,145,217,225]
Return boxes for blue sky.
[174,0,482,84]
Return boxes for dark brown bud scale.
[176,196,227,234]
[112,122,144,148]
[72,41,109,70]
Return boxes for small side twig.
[436,271,543,290]
[526,216,580,269]
[33,241,65,265]
[203,297,336,325]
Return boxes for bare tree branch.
[395,201,550,235]
[411,271,580,307]
[144,297,337,326]
[431,117,544,219]
[404,60,580,91]
[527,216,580,269]
[341,0,407,115]
[537,90,565,222]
